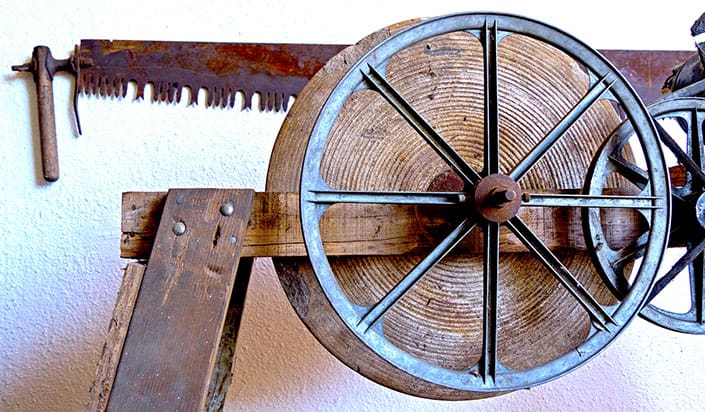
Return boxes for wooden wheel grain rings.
[267,13,669,398]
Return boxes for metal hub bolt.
[489,188,517,206]
[473,174,522,223]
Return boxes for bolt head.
[220,202,235,216]
[173,221,187,236]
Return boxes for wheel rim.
[299,12,669,392]
[587,97,704,334]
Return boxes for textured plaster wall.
[1,1,704,411]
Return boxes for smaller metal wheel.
[585,97,705,334]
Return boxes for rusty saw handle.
[13,46,75,182]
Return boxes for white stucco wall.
[1,1,704,411]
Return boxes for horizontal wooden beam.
[121,190,645,259]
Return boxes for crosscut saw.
[12,40,346,181]
[11,40,698,182]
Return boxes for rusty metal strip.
[76,42,698,111]
[600,49,697,105]
[77,40,347,111]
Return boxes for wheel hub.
[693,192,705,230]
[473,174,522,223]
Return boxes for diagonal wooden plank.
[87,262,146,412]
[106,188,253,411]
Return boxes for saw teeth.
[79,74,293,112]
[135,81,145,100]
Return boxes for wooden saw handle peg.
[12,46,74,182]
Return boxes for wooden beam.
[121,190,646,259]
[87,262,145,412]
[107,189,253,411]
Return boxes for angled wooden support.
[90,188,254,412]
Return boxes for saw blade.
[76,40,346,111]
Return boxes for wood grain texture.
[106,189,253,411]
[121,191,428,259]
[87,263,145,412]
[266,21,626,399]
[121,190,645,260]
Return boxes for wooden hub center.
[473,174,522,223]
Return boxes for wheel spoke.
[610,231,649,268]
[655,119,705,185]
[688,108,705,172]
[692,253,705,324]
[647,238,705,304]
[523,193,661,209]
[598,230,651,298]
[480,220,499,383]
[361,63,482,185]
[309,189,467,205]
[507,216,616,330]
[510,74,615,181]
[356,217,478,332]
[483,19,500,176]
[607,155,649,190]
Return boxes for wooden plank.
[204,257,253,412]
[121,191,430,259]
[87,262,146,412]
[88,260,254,412]
[120,192,166,261]
[106,189,253,411]
[121,191,646,259]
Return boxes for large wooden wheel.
[267,13,669,398]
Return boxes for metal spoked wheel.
[294,12,670,395]
[586,97,705,334]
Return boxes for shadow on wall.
[0,276,120,411]
[225,258,342,409]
